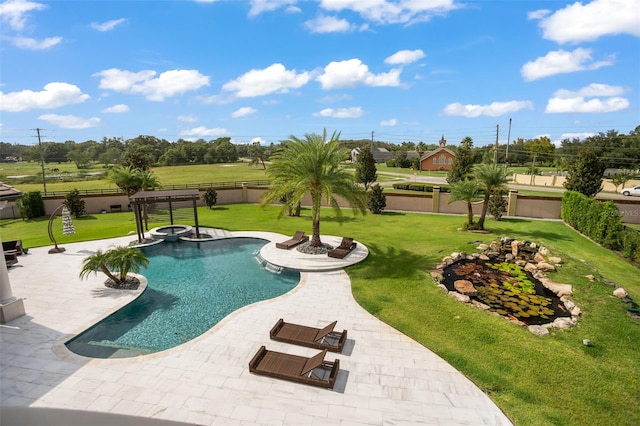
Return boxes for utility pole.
[370,131,374,151]
[34,128,47,194]
[505,118,512,169]
[493,124,499,164]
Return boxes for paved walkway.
[1,231,512,425]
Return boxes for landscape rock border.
[430,237,581,336]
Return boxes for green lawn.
[2,205,639,426]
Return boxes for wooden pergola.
[129,189,201,243]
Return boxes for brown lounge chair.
[248,345,340,389]
[270,318,347,353]
[275,231,309,249]
[327,237,357,259]
[3,240,23,256]
[4,250,18,268]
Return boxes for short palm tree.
[449,179,481,228]
[79,246,149,288]
[262,129,368,247]
[474,163,508,230]
[109,166,141,196]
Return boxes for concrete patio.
[1,230,512,425]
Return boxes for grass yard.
[2,205,639,426]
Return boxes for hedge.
[561,191,639,262]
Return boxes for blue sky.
[1,0,639,148]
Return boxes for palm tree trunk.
[310,192,322,247]
[467,202,474,226]
[100,265,121,285]
[478,193,491,230]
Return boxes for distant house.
[351,147,395,164]
[419,136,456,171]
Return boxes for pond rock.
[454,279,478,296]
[613,287,628,298]
[528,325,550,336]
[448,291,470,303]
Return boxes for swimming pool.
[65,238,299,359]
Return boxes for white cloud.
[380,118,398,126]
[102,104,129,113]
[545,83,629,113]
[38,114,100,129]
[94,68,210,101]
[222,63,311,98]
[385,49,425,65]
[0,82,89,112]
[178,114,197,122]
[0,0,46,31]
[231,107,257,118]
[320,0,459,25]
[313,106,363,118]
[10,35,61,49]
[527,9,549,20]
[521,48,613,81]
[248,0,299,17]
[179,126,228,137]
[251,137,266,144]
[533,0,640,44]
[304,15,355,33]
[317,93,352,103]
[317,58,401,89]
[443,100,534,117]
[559,132,596,141]
[91,18,126,32]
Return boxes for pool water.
[66,238,299,359]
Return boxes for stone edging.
[430,237,581,336]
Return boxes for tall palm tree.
[448,179,481,228]
[474,163,508,230]
[262,129,368,247]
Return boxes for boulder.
[511,240,519,256]
[490,241,501,251]
[538,247,550,256]
[571,306,582,317]
[549,256,562,264]
[477,243,489,251]
[534,252,546,263]
[585,274,596,281]
[478,254,490,261]
[471,300,491,310]
[448,291,470,303]
[551,317,575,329]
[454,279,478,296]
[613,287,628,298]
[524,262,538,274]
[540,278,573,297]
[437,284,449,294]
[537,262,556,272]
[528,325,550,336]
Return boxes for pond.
[441,259,571,325]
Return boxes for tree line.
[1,125,638,171]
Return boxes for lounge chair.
[327,237,357,259]
[2,240,23,256]
[4,250,18,268]
[275,231,309,249]
[248,345,340,389]
[270,318,347,353]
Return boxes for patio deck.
[1,230,512,425]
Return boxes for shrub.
[488,191,507,221]
[368,185,386,214]
[64,188,86,218]
[203,187,218,209]
[16,191,45,219]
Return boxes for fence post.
[507,190,518,216]
[432,186,440,213]
[241,182,248,203]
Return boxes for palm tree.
[79,246,149,288]
[474,163,508,230]
[108,166,141,196]
[139,170,161,190]
[262,129,368,247]
[448,179,481,228]
[79,249,120,284]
